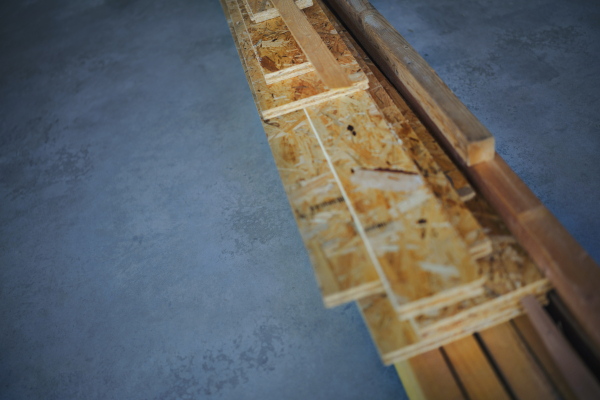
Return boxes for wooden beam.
[395,349,466,400]
[325,0,494,166]
[479,322,561,400]
[443,336,511,400]
[325,0,600,350]
[271,0,352,89]
[521,295,600,400]
[242,0,313,23]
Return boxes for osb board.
[230,0,368,119]
[242,2,356,85]
[411,196,550,333]
[243,0,312,22]
[358,291,525,365]
[317,0,490,260]
[264,111,384,307]
[306,91,484,315]
[221,0,382,307]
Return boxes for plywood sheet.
[231,0,368,119]
[243,0,312,23]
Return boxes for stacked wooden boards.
[219,0,552,365]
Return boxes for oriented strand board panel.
[231,0,368,119]
[243,0,312,22]
[263,111,383,307]
[221,0,382,307]
[306,91,484,315]
[317,0,490,259]
[479,323,561,400]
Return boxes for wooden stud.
[443,336,511,400]
[479,322,561,400]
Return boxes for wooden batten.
[242,0,313,23]
[325,0,495,166]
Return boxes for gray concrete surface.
[0,0,598,399]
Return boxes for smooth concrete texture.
[372,0,600,263]
[0,0,598,399]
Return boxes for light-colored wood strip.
[443,336,511,400]
[326,0,495,166]
[305,91,483,314]
[243,0,312,23]
[395,349,466,400]
[479,322,561,400]
[230,0,368,119]
[271,0,352,89]
[512,315,578,400]
[521,295,600,400]
[221,0,383,307]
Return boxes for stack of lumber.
[219,0,553,365]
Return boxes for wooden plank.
[326,0,495,166]
[395,349,466,400]
[521,295,600,400]
[512,315,578,400]
[316,0,491,261]
[229,0,368,119]
[443,336,511,400]
[325,0,600,349]
[305,91,484,315]
[243,0,312,23]
[271,0,352,89]
[479,322,561,400]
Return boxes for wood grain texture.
[305,91,484,314]
[221,0,382,307]
[395,349,466,400]
[479,322,561,400]
[512,315,578,400]
[325,0,600,349]
[443,336,511,400]
[521,295,600,400]
[271,0,352,89]
[325,0,495,166]
[230,0,368,119]
[243,0,312,22]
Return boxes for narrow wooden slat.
[443,336,511,400]
[521,295,600,400]
[512,315,578,400]
[271,0,352,89]
[243,0,313,22]
[395,349,466,400]
[479,322,560,400]
[325,0,600,349]
[325,0,495,166]
[305,91,484,314]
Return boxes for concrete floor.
[0,0,598,399]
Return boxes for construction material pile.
[220,0,551,364]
